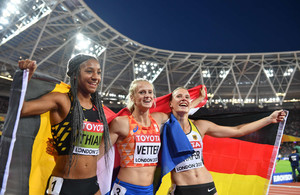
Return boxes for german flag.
[0,70,115,195]
[189,111,288,195]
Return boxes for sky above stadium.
[84,0,300,54]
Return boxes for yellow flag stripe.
[29,82,70,195]
[211,171,269,195]
[156,171,269,195]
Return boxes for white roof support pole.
[29,13,51,60]
[261,56,278,97]
[208,67,230,105]
[230,56,243,106]
[37,34,76,66]
[183,59,204,88]
[244,65,263,101]
[103,58,133,94]
[164,60,171,93]
[100,49,107,94]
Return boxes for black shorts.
[45,175,99,195]
[174,182,217,195]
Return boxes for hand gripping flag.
[0,70,115,195]
[188,110,288,195]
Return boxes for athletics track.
[269,182,300,194]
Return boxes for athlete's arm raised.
[190,85,206,108]
[18,59,70,120]
[18,59,37,81]
[21,92,69,117]
[194,110,286,138]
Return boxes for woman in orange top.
[108,79,205,194]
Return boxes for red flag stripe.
[203,135,274,179]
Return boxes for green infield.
[275,160,292,173]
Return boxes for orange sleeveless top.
[116,114,161,167]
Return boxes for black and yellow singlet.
[51,96,103,156]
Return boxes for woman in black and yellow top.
[168,87,286,195]
[19,54,110,195]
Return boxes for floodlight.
[264,68,274,77]
[134,61,164,83]
[276,93,285,96]
[0,0,52,45]
[0,65,12,80]
[202,70,211,78]
[73,33,106,57]
[219,69,229,78]
[283,68,293,76]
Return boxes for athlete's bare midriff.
[117,166,157,186]
[171,166,213,186]
[52,155,97,179]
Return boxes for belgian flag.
[0,70,115,195]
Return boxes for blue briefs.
[109,178,153,195]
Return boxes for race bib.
[175,141,203,172]
[73,146,99,155]
[46,176,63,195]
[110,183,127,195]
[73,121,103,155]
[134,134,160,164]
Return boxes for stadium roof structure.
[0,0,299,110]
